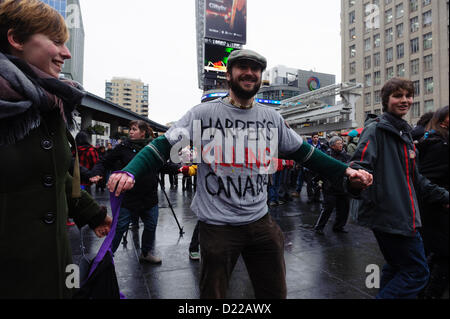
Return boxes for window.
[365,93,372,106]
[412,102,421,118]
[386,47,393,63]
[385,9,393,24]
[385,28,393,43]
[397,43,404,59]
[397,63,405,77]
[364,38,371,51]
[411,59,420,75]
[423,32,432,50]
[396,23,404,38]
[349,0,355,7]
[413,80,421,96]
[424,100,434,112]
[385,0,392,4]
[350,62,356,74]
[365,74,372,87]
[349,11,356,24]
[395,3,404,19]
[386,67,394,80]
[424,77,433,94]
[349,44,356,58]
[410,38,419,54]
[374,109,382,115]
[374,52,381,67]
[364,56,372,70]
[423,54,433,72]
[423,0,431,6]
[349,28,356,40]
[374,90,381,104]
[374,71,381,85]
[423,10,432,27]
[373,34,381,48]
[410,16,419,33]
[410,0,418,12]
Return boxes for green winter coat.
[0,52,106,298]
[0,110,105,298]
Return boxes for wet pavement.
[68,176,386,299]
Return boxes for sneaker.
[268,201,278,207]
[189,251,200,260]
[139,253,162,264]
[278,200,286,205]
[291,191,300,198]
[314,229,324,235]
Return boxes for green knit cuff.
[123,135,172,178]
[287,141,348,180]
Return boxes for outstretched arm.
[286,140,372,190]
[108,135,172,196]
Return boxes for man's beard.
[227,75,262,100]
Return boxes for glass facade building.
[41,0,67,18]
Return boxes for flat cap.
[227,49,267,71]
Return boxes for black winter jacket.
[91,138,158,211]
[348,113,449,237]
[322,148,351,195]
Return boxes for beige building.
[105,77,149,117]
[341,0,449,127]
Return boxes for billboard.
[205,0,247,44]
[204,43,238,73]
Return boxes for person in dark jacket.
[349,78,449,299]
[305,133,324,203]
[0,0,111,298]
[314,136,351,235]
[411,111,434,143]
[90,120,166,263]
[417,105,449,299]
[75,131,99,194]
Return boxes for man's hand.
[345,167,373,190]
[89,175,103,183]
[107,172,135,196]
[94,215,112,238]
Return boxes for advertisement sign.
[204,43,238,73]
[205,0,247,44]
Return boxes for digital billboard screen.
[204,44,238,73]
[205,0,247,44]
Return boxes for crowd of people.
[0,0,447,300]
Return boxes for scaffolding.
[279,82,363,135]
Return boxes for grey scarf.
[0,52,85,146]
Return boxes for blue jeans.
[373,230,429,299]
[296,167,304,193]
[268,171,281,202]
[111,205,159,256]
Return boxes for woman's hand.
[94,215,112,238]
[89,175,102,183]
[107,172,135,196]
[345,167,373,190]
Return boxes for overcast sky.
[79,0,341,126]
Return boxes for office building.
[341,0,449,126]
[105,77,149,117]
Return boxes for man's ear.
[226,71,231,82]
[7,29,24,52]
